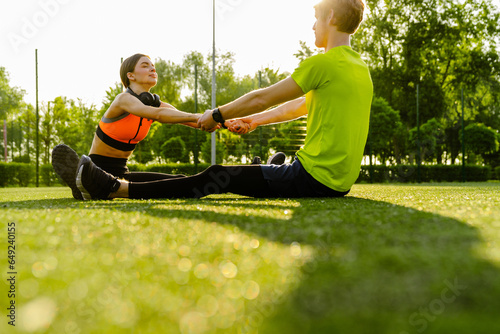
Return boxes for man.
[75,0,373,200]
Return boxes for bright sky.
[0,0,319,109]
[1,0,499,109]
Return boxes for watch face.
[212,109,223,123]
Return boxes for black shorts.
[89,154,129,177]
[260,158,349,198]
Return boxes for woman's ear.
[127,72,135,83]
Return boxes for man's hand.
[198,109,220,132]
[226,118,257,135]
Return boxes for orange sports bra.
[95,89,160,151]
[96,112,154,151]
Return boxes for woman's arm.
[160,101,201,129]
[227,97,307,134]
[112,93,200,124]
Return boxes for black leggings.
[89,154,273,199]
[128,165,273,199]
[89,154,187,182]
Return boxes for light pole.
[461,88,465,182]
[35,49,40,187]
[211,0,217,165]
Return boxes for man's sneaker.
[267,152,286,165]
[51,144,83,200]
[75,155,121,200]
[251,156,262,165]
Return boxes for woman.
[52,53,205,200]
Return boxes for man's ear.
[328,8,337,25]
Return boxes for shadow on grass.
[4,194,500,334]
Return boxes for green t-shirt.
[291,45,373,192]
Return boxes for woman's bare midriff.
[88,134,134,160]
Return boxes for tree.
[365,97,405,164]
[255,67,289,88]
[409,118,446,163]
[101,83,122,114]
[12,104,35,162]
[220,130,244,163]
[293,41,323,64]
[0,67,25,162]
[0,67,25,120]
[268,119,307,158]
[483,132,500,168]
[201,138,226,164]
[161,136,187,163]
[50,97,100,156]
[357,0,500,128]
[151,59,185,105]
[460,123,499,163]
[40,102,55,164]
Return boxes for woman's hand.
[181,113,217,130]
[181,121,200,129]
[226,118,257,135]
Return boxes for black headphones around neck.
[126,88,161,107]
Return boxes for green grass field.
[1,182,499,334]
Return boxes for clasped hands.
[195,109,256,135]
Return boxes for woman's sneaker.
[76,155,121,200]
[51,144,83,200]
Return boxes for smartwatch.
[212,108,227,128]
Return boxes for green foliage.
[358,0,500,128]
[41,163,60,186]
[249,143,269,162]
[151,59,184,105]
[100,82,122,113]
[483,132,500,168]
[0,67,25,120]
[0,162,34,186]
[201,136,227,164]
[149,122,205,164]
[256,67,290,88]
[268,119,307,158]
[366,97,405,164]
[12,155,30,163]
[0,163,13,187]
[358,164,491,183]
[219,130,245,162]
[293,40,324,63]
[132,143,155,164]
[161,136,188,163]
[460,123,499,159]
[408,118,446,163]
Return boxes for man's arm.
[250,97,307,125]
[227,97,307,134]
[198,77,304,131]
